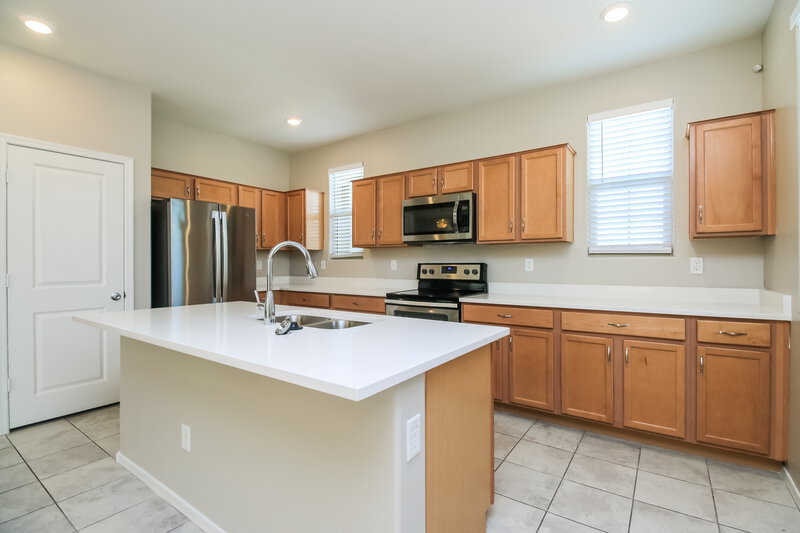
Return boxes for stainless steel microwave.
[402,192,475,243]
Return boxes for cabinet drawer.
[561,312,685,340]
[330,294,386,314]
[282,291,330,309]
[462,304,553,328]
[697,320,771,347]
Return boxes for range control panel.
[417,263,486,281]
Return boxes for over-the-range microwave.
[402,192,475,243]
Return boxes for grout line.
[626,447,641,532]
[540,510,606,532]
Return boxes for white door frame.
[0,134,135,435]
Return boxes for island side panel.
[425,345,492,533]
[119,338,424,533]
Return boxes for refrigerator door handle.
[220,211,229,302]
[211,211,222,303]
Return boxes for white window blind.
[588,99,674,254]
[329,163,364,258]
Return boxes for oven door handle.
[384,299,459,309]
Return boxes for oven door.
[402,192,473,242]
[385,300,460,322]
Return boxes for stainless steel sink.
[274,315,329,326]
[273,315,369,329]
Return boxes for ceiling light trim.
[22,18,53,34]
[600,2,632,23]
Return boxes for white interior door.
[7,145,125,428]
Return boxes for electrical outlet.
[524,258,534,272]
[406,414,421,462]
[320,259,326,270]
[181,424,191,452]
[390,259,397,271]
[256,260,263,271]
[690,257,704,275]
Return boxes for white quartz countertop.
[75,302,507,401]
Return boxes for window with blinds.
[329,163,364,258]
[587,99,674,254]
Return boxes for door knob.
[110,292,122,301]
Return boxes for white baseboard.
[782,466,800,509]
[116,452,225,533]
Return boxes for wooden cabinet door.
[623,340,685,438]
[377,174,405,245]
[520,146,572,242]
[477,156,516,242]
[303,190,324,250]
[352,179,377,247]
[260,190,286,248]
[407,168,437,198]
[491,338,509,403]
[696,346,770,454]
[509,328,554,412]
[692,115,763,235]
[440,162,474,194]
[195,177,237,205]
[238,185,262,249]
[561,334,614,423]
[286,190,305,244]
[152,169,193,199]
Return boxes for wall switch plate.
[320,259,326,270]
[524,258,534,272]
[390,259,397,271]
[690,257,704,274]
[181,424,191,452]
[256,260,263,271]
[406,414,421,462]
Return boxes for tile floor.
[0,404,201,532]
[489,410,800,533]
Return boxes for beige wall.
[762,0,800,485]
[289,38,768,287]
[0,43,152,307]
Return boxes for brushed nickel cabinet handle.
[718,330,747,336]
[185,184,190,197]
[521,217,526,233]
[352,302,361,306]
[431,177,435,190]
[624,346,629,366]
[607,346,612,363]
[196,186,200,198]
[378,229,382,239]
[699,205,704,224]
[700,355,705,376]
[607,323,630,328]
[509,219,513,234]
[497,314,513,318]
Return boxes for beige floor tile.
[494,411,534,438]
[67,405,120,441]
[0,446,24,470]
[0,504,74,533]
[59,474,153,530]
[718,526,747,533]
[638,446,709,485]
[494,432,519,460]
[94,434,120,457]
[564,454,636,497]
[576,433,640,468]
[538,513,603,532]
[80,496,187,533]
[494,458,501,470]
[28,442,108,479]
[8,420,90,461]
[629,501,718,533]
[505,440,573,478]
[42,457,129,502]
[548,480,631,533]
[0,463,36,494]
[169,522,205,533]
[714,489,800,533]
[494,461,561,509]
[486,494,544,533]
[708,460,796,507]
[634,470,715,521]
[0,482,53,523]
[523,421,583,452]
[0,436,10,450]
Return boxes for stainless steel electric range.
[384,262,487,322]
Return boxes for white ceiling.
[0,0,775,153]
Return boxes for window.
[329,163,364,258]
[587,99,674,254]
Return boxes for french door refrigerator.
[151,198,256,307]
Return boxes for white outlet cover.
[390,259,397,271]
[524,258,534,272]
[690,257,704,275]
[406,413,421,462]
[181,424,191,452]
[256,260,263,270]
[320,259,326,270]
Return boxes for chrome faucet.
[265,241,319,323]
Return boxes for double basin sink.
[274,315,369,330]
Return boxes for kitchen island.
[76,302,507,533]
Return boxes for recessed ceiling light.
[600,3,631,23]
[286,118,302,126]
[23,18,53,34]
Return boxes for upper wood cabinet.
[260,189,287,249]
[351,174,406,248]
[561,333,614,424]
[407,162,475,198]
[237,185,262,249]
[287,189,324,250]
[477,144,575,244]
[152,169,193,199]
[688,110,775,238]
[195,177,237,205]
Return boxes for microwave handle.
[452,200,459,229]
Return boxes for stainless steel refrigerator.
[151,198,256,307]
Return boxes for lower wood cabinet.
[508,328,554,412]
[560,334,614,424]
[281,291,330,309]
[623,340,685,438]
[329,294,385,314]
[696,346,771,455]
[491,338,508,403]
